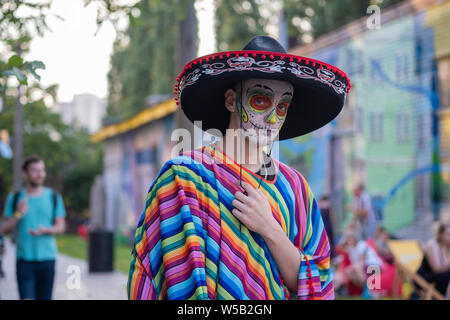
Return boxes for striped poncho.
[128,144,334,300]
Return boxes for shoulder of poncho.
[161,150,211,175]
[274,158,309,185]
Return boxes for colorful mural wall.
[283,0,450,233]
[93,0,450,238]
[92,100,177,241]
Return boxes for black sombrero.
[174,36,351,140]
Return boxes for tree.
[0,1,103,221]
[214,0,268,51]
[283,0,405,48]
[93,0,188,122]
[0,0,53,190]
[0,84,102,218]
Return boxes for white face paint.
[237,78,294,145]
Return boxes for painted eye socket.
[249,94,272,111]
[276,102,290,117]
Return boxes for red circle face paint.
[276,102,290,117]
[239,79,294,146]
[249,94,272,111]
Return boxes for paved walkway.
[0,237,128,300]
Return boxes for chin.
[242,126,279,146]
[248,135,272,146]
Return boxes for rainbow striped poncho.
[128,144,334,300]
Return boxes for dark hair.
[320,195,329,201]
[22,155,44,172]
[437,223,450,243]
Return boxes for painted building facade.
[92,0,450,238]
[91,99,177,239]
[286,0,450,233]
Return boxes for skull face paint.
[237,78,293,145]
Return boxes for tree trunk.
[278,7,288,50]
[175,0,198,151]
[13,85,23,191]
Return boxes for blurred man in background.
[349,184,376,240]
[0,155,66,300]
[319,195,336,258]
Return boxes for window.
[370,112,384,142]
[378,113,384,142]
[415,38,423,75]
[371,58,383,84]
[356,50,364,75]
[346,48,354,76]
[355,107,364,134]
[396,54,409,82]
[136,148,156,165]
[416,113,426,150]
[396,112,410,142]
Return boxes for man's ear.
[224,89,237,113]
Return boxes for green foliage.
[214,0,267,51]
[96,0,408,123]
[62,142,103,214]
[0,0,103,218]
[0,0,52,83]
[0,88,103,215]
[1,54,46,87]
[283,0,405,47]
[105,0,182,122]
[0,1,52,42]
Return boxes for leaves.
[215,0,268,51]
[0,1,102,216]
[0,1,52,39]
[0,89,103,213]
[2,56,45,85]
[8,55,24,67]
[283,0,405,46]
[2,67,26,84]
[23,60,46,80]
[105,0,181,121]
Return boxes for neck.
[438,240,449,249]
[216,131,267,172]
[25,183,43,195]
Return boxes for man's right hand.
[15,195,29,219]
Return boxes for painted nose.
[265,109,277,124]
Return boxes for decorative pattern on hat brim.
[174,50,352,140]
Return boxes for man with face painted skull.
[128,36,352,300]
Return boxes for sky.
[25,0,216,104]
[26,0,117,103]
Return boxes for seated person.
[372,226,394,265]
[366,226,401,297]
[416,223,450,299]
[334,230,382,296]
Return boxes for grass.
[56,234,133,274]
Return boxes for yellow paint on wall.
[91,99,177,143]
[442,110,450,184]
[424,1,450,59]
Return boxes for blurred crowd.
[320,184,450,299]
